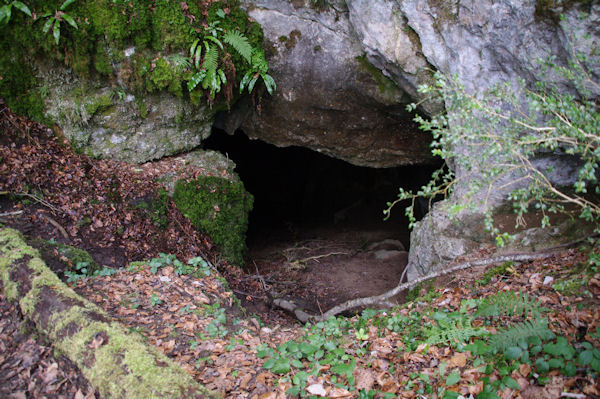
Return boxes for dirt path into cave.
[247,223,410,316]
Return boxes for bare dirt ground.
[247,224,410,314]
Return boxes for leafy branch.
[386,44,600,245]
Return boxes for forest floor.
[1,103,600,398]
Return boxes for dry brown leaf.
[518,363,531,377]
[306,383,327,396]
[328,387,352,398]
[449,352,468,368]
[354,368,375,391]
[42,362,59,384]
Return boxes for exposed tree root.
[272,242,590,323]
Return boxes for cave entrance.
[203,128,440,316]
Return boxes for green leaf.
[503,346,522,360]
[502,376,520,390]
[60,0,77,11]
[562,362,576,377]
[535,358,549,373]
[187,70,206,91]
[262,73,276,95]
[548,358,564,369]
[204,35,224,50]
[53,19,61,45]
[0,5,10,24]
[62,13,78,29]
[12,1,31,16]
[271,358,291,374]
[291,359,304,368]
[262,358,276,370]
[445,371,460,386]
[42,17,54,34]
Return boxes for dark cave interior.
[203,129,441,250]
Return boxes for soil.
[247,222,409,315]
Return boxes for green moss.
[135,96,148,118]
[0,228,218,398]
[84,93,113,117]
[476,261,515,286]
[0,0,265,121]
[173,176,253,266]
[93,43,113,76]
[356,55,400,95]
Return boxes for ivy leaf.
[270,358,291,374]
[502,376,520,390]
[578,350,594,365]
[504,346,522,360]
[445,371,460,386]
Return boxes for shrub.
[386,37,600,246]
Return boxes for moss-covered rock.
[173,176,253,266]
[0,0,265,162]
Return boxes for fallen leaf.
[42,362,59,384]
[449,352,468,368]
[354,368,375,391]
[306,383,327,396]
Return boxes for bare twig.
[40,214,69,240]
[0,210,23,217]
[560,393,587,399]
[0,191,62,213]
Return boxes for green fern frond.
[475,290,546,319]
[426,325,487,346]
[224,31,252,64]
[201,43,218,76]
[488,318,555,351]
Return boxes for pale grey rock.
[231,0,434,167]
[402,0,599,278]
[39,59,214,163]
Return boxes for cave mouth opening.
[203,128,441,253]
[203,128,443,315]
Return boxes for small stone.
[543,276,554,286]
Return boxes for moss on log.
[0,228,219,399]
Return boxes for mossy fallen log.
[0,228,219,399]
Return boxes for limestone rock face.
[402,0,600,278]
[39,60,213,163]
[232,0,434,168]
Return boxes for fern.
[201,43,218,78]
[424,312,487,346]
[488,318,555,351]
[475,290,546,319]
[426,325,487,346]
[224,31,252,64]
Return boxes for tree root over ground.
[272,242,590,323]
[0,228,219,399]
